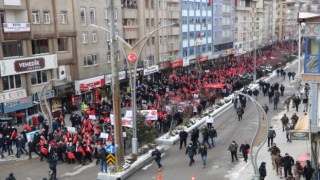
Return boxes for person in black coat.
[259,162,267,179]
[151,148,162,170]
[190,129,199,149]
[304,160,315,180]
[179,129,188,149]
[0,133,4,158]
[16,136,27,158]
[281,153,294,178]
[198,144,207,167]
[48,148,58,180]
[28,138,40,159]
[185,143,197,166]
[239,141,250,162]
[4,134,13,155]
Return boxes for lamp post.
[39,78,58,133]
[91,23,175,155]
[298,21,306,77]
[253,36,258,84]
[237,92,270,180]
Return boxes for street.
[0,62,299,180]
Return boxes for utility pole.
[108,0,125,168]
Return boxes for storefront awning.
[290,115,310,140]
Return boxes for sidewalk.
[230,81,310,179]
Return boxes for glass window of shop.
[31,71,48,85]
[2,75,21,91]
[2,41,23,57]
[27,105,39,117]
[31,39,49,54]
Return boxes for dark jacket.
[98,149,107,161]
[151,149,161,159]
[0,136,4,147]
[228,142,238,152]
[259,164,267,177]
[208,129,217,138]
[239,143,250,154]
[179,131,188,140]
[186,144,197,156]
[281,155,294,168]
[198,146,207,156]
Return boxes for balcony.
[236,6,251,11]
[123,25,138,39]
[122,8,138,19]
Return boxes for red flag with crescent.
[11,130,17,139]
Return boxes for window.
[2,41,23,57]
[107,52,111,63]
[60,11,68,24]
[151,0,154,8]
[145,0,149,8]
[151,19,154,26]
[80,7,86,26]
[146,19,149,27]
[32,10,40,24]
[90,8,96,25]
[2,75,21,91]
[117,51,120,61]
[106,33,111,41]
[82,32,88,44]
[57,38,68,52]
[84,54,98,66]
[152,37,155,45]
[31,71,48,85]
[92,32,97,43]
[43,11,50,24]
[31,39,49,54]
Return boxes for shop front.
[2,96,33,124]
[105,71,126,96]
[53,82,74,112]
[126,67,144,86]
[158,61,171,79]
[143,65,159,81]
[74,75,105,106]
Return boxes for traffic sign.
[252,36,257,41]
[106,153,115,164]
[105,145,116,154]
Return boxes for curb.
[96,146,165,180]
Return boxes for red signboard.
[171,59,183,69]
[93,88,99,103]
[79,76,105,92]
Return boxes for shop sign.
[3,96,33,113]
[171,59,183,68]
[227,50,232,55]
[125,110,158,120]
[51,99,62,112]
[183,58,190,67]
[290,131,309,140]
[158,61,171,70]
[199,56,208,62]
[34,90,55,101]
[0,54,57,77]
[0,89,27,103]
[15,58,45,72]
[74,75,105,95]
[104,71,126,84]
[54,82,74,96]
[3,23,31,33]
[143,65,159,75]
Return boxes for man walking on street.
[208,127,217,147]
[228,140,238,162]
[294,95,301,112]
[280,84,285,96]
[267,126,276,147]
[186,143,197,166]
[239,141,250,162]
[206,115,213,129]
[198,144,207,168]
[179,128,188,149]
[236,107,244,121]
[286,123,293,143]
[268,143,281,170]
[201,127,211,148]
[151,148,163,170]
[281,114,289,132]
[281,153,294,178]
[274,153,283,178]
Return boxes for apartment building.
[0,0,78,123]
[275,0,286,41]
[179,0,214,68]
[212,0,235,58]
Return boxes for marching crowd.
[0,41,296,179]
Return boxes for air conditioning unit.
[58,65,66,80]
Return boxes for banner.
[110,114,133,128]
[124,110,158,120]
[67,126,76,133]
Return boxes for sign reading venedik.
[14,58,45,72]
[0,54,57,77]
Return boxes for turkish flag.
[73,135,78,144]
[11,130,17,139]
[86,146,93,154]
[41,146,48,155]
[77,146,85,156]
[68,152,75,159]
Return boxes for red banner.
[171,59,183,69]
[93,88,99,103]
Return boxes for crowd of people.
[0,41,296,179]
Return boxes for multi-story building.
[0,0,78,123]
[179,0,213,68]
[212,0,235,58]
[275,0,286,41]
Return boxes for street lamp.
[91,23,175,155]
[298,21,306,77]
[39,78,58,133]
[253,36,258,84]
[237,92,270,180]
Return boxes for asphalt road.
[0,61,298,180]
[126,63,299,180]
